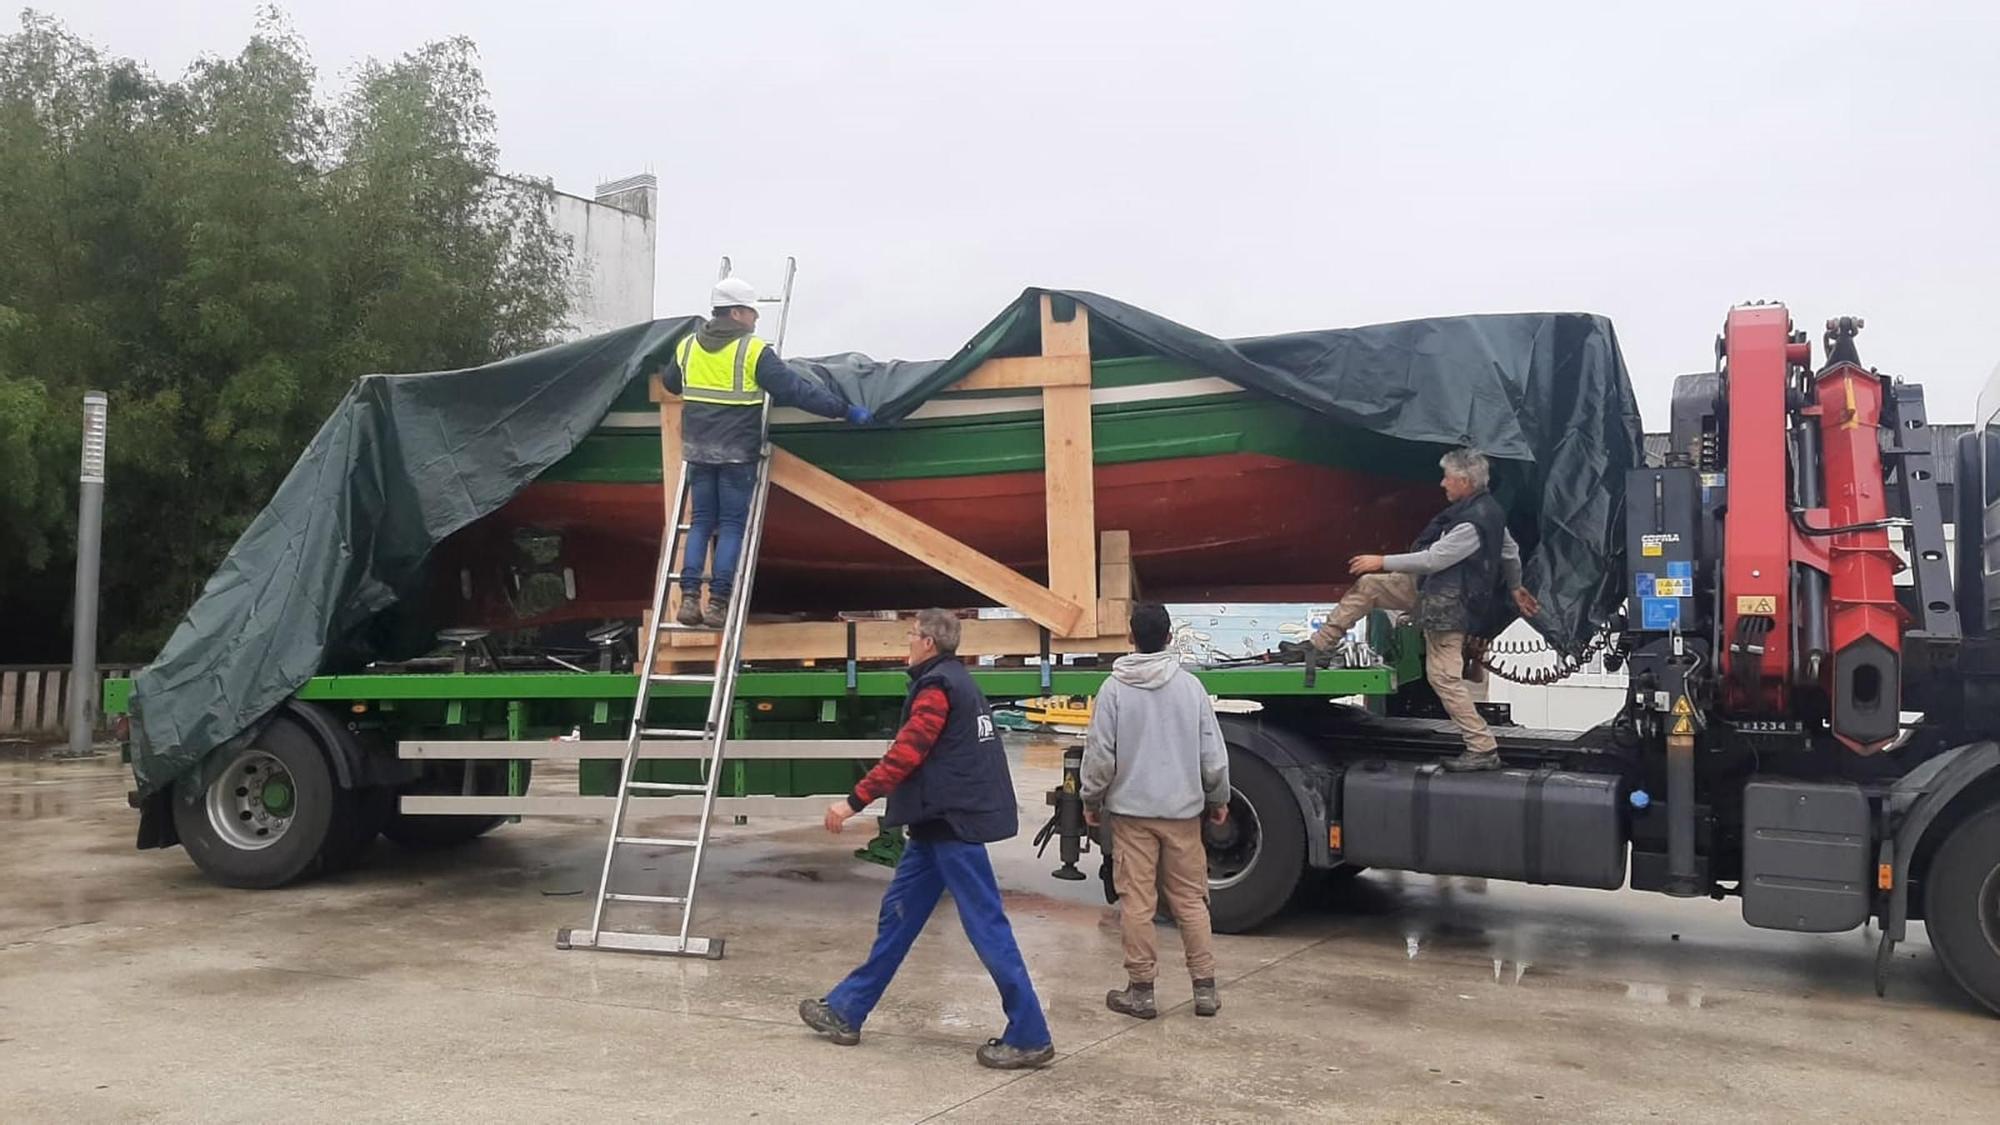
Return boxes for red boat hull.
[438,452,1434,625]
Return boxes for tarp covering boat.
[129,290,1643,796]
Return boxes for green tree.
[0,9,575,661]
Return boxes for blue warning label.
[1635,572,1656,598]
[1667,560,1693,580]
[1641,596,1683,630]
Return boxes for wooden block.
[1100,563,1133,602]
[1041,382,1097,626]
[0,671,17,733]
[768,449,1090,637]
[1097,598,1132,638]
[954,355,1091,392]
[1099,530,1131,567]
[1039,294,1090,357]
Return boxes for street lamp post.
[64,392,107,759]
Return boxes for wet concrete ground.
[3,746,1997,1123]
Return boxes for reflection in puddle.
[1624,981,1705,1008]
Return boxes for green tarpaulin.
[129,290,1643,797]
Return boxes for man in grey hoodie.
[1080,602,1230,1019]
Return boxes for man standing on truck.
[1308,447,1540,771]
[800,609,1056,1070]
[1080,602,1230,1020]
[662,276,873,629]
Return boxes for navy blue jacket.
[883,656,1019,844]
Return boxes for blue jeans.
[680,462,757,600]
[824,837,1052,1049]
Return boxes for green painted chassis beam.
[102,663,1395,715]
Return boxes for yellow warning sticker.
[1736,595,1778,615]
[1642,542,1663,557]
[1654,578,1692,597]
[1671,696,1694,717]
[1671,714,1695,736]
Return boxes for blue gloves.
[845,404,874,425]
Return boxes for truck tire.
[1207,749,1308,933]
[171,715,337,889]
[383,761,529,849]
[1922,802,2000,1015]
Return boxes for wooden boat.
[433,298,1446,646]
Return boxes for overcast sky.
[43,0,2000,424]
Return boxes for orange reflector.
[1329,824,1343,850]
[349,703,367,714]
[1877,863,1893,891]
[755,701,774,713]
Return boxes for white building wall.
[551,173,657,339]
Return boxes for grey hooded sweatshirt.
[1079,651,1230,819]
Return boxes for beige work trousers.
[1110,815,1217,983]
[1311,572,1497,754]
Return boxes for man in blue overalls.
[800,608,1056,1070]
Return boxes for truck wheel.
[1206,750,1307,933]
[1922,802,2000,1015]
[170,715,336,889]
[383,761,529,849]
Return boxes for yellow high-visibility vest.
[676,334,767,407]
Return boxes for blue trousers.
[679,462,757,599]
[825,836,1052,1049]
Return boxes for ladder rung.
[658,623,721,633]
[604,892,687,906]
[627,781,708,794]
[641,727,712,739]
[649,673,714,684]
[615,835,700,848]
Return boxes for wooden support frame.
[652,294,1121,662]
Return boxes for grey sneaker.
[1193,978,1220,1017]
[675,595,704,627]
[701,597,729,630]
[1441,749,1503,772]
[976,1038,1056,1070]
[798,998,859,1046]
[1105,981,1157,1020]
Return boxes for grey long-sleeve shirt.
[1383,524,1524,589]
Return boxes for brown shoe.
[1441,749,1502,772]
[976,1038,1055,1069]
[701,597,729,630]
[798,998,860,1046]
[675,594,704,627]
[1106,981,1157,1020]
[1193,978,1220,1017]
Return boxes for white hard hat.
[711,277,757,310]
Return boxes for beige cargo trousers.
[1310,573,1497,754]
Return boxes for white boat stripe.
[599,376,1245,430]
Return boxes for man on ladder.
[662,274,871,628]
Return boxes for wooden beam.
[767,448,1091,636]
[954,354,1091,392]
[657,394,693,623]
[1038,294,1098,625]
[656,615,1132,664]
[1042,379,1097,619]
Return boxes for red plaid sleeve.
[847,687,949,810]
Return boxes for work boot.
[1105,981,1157,1020]
[675,594,704,627]
[798,998,860,1046]
[1441,749,1502,772]
[1193,978,1220,1017]
[976,1038,1056,1070]
[701,596,729,630]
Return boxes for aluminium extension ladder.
[555,257,797,958]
